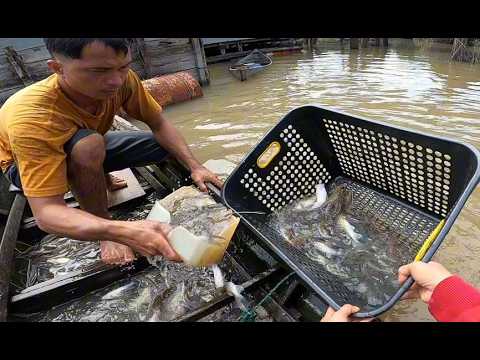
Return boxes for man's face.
[51,41,132,100]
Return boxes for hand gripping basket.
[222,105,480,317]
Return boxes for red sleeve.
[428,275,480,322]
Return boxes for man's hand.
[100,241,136,264]
[320,305,374,322]
[398,261,452,303]
[190,165,223,192]
[115,221,182,262]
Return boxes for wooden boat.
[229,49,272,81]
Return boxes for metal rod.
[173,267,281,322]
[224,252,297,322]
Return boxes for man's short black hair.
[44,38,131,59]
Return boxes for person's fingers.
[169,253,183,262]
[400,289,419,301]
[320,307,335,322]
[336,304,360,317]
[351,317,375,322]
[359,318,375,322]
[153,237,181,261]
[123,250,136,263]
[398,263,413,284]
[157,222,173,235]
[194,178,208,192]
[209,174,224,189]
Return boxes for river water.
[158,39,480,322]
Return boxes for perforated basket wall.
[222,105,480,316]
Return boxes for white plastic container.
[146,197,240,267]
[146,201,172,223]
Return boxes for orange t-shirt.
[0,69,162,197]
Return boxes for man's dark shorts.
[3,130,169,192]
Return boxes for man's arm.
[120,69,222,191]
[28,195,180,260]
[146,112,223,191]
[147,112,201,171]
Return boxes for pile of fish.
[25,257,266,322]
[14,235,101,287]
[15,190,258,321]
[14,193,161,289]
[28,262,216,322]
[268,179,413,308]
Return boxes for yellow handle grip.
[414,219,445,261]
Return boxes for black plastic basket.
[222,105,480,317]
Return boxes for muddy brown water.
[146,40,479,321]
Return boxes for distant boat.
[229,49,272,81]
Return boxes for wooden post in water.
[350,38,359,49]
[451,38,477,63]
[191,38,210,86]
[360,38,369,48]
[372,38,388,48]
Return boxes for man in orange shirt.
[0,38,222,264]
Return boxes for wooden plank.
[0,177,15,216]
[149,54,196,69]
[0,84,25,105]
[9,257,150,314]
[134,167,166,194]
[0,54,24,88]
[16,45,50,64]
[22,61,51,81]
[143,38,190,47]
[149,63,198,77]
[50,169,145,209]
[106,168,146,208]
[130,60,146,79]
[145,43,194,60]
[147,47,195,63]
[0,194,27,321]
[4,47,34,86]
[202,38,272,48]
[21,179,153,230]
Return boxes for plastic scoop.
[146,200,240,267]
[147,201,171,223]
